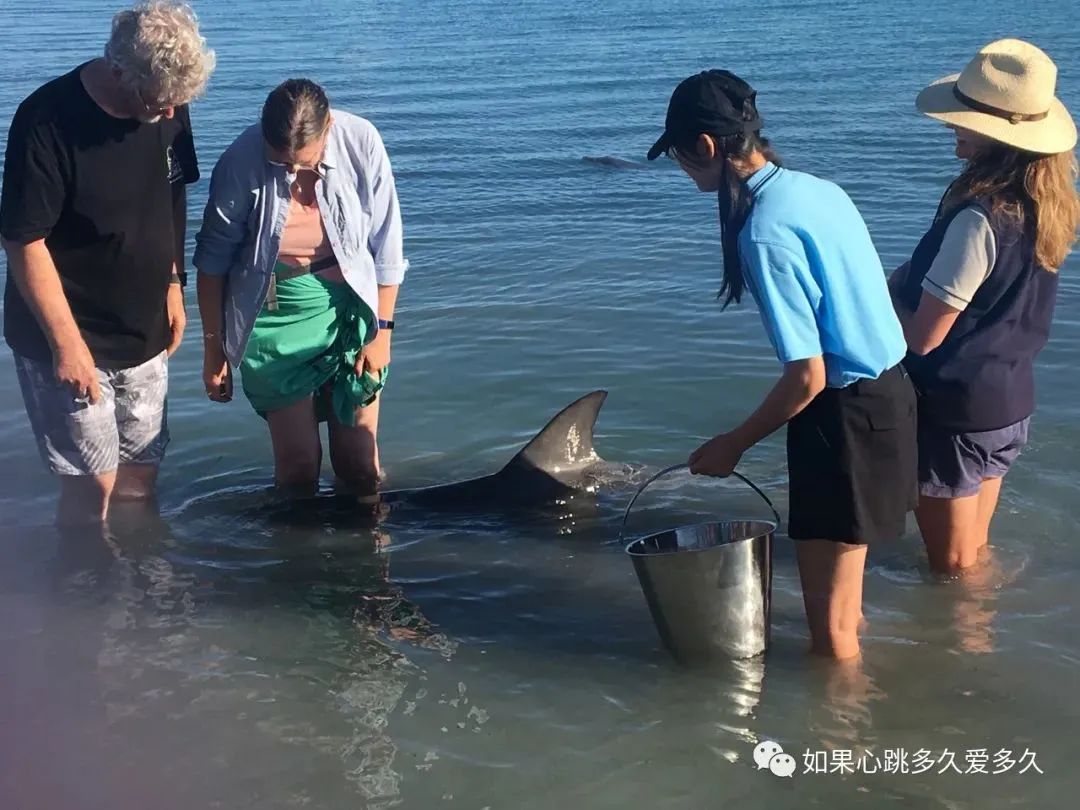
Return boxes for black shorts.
[786,364,917,544]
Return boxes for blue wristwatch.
[378,319,395,330]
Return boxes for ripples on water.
[2,0,1079,807]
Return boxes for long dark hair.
[261,78,331,156]
[672,131,782,307]
[715,133,782,307]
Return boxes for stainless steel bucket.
[621,465,778,663]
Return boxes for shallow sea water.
[1,1,1079,807]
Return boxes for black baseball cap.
[647,70,764,160]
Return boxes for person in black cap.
[648,70,917,660]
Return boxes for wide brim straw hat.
[916,38,1077,155]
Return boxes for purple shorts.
[917,417,1030,499]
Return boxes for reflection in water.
[728,656,766,720]
[357,531,455,653]
[704,656,767,761]
[950,547,1003,656]
[823,657,885,748]
[345,528,456,805]
[8,474,1054,807]
[31,495,460,808]
[803,655,887,759]
[94,512,199,727]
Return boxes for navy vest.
[899,195,1058,432]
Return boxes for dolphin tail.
[498,390,607,486]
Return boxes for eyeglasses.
[265,131,330,174]
[267,157,325,175]
[134,86,177,118]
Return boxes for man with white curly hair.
[1,1,215,525]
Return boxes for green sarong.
[239,272,386,427]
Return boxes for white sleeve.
[921,207,996,311]
[364,126,409,286]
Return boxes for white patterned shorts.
[13,351,170,476]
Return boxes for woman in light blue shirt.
[647,70,917,660]
[195,79,408,498]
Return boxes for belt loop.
[267,273,279,311]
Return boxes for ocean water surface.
[1,1,1079,807]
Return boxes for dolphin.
[379,390,610,508]
[174,391,616,532]
[581,156,649,170]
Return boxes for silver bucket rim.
[624,517,778,558]
[618,464,781,552]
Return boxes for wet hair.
[261,78,331,157]
[671,130,782,308]
[943,146,1079,272]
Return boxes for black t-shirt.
[0,62,199,367]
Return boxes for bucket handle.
[618,464,781,543]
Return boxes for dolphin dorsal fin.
[501,390,607,479]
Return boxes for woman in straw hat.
[891,39,1079,575]
[648,70,917,660]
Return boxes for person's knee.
[57,475,114,525]
[333,459,379,496]
[917,494,984,574]
[275,450,321,490]
[923,529,982,575]
[276,465,320,490]
[329,426,378,492]
[801,585,864,660]
[927,546,979,576]
[336,446,377,477]
[113,464,159,501]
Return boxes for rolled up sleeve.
[193,150,252,277]
[742,239,823,364]
[365,128,409,285]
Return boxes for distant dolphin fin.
[582,156,648,170]
[500,390,607,484]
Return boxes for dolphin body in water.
[379,391,611,508]
[188,391,618,531]
[581,156,649,170]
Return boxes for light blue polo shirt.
[738,163,906,388]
